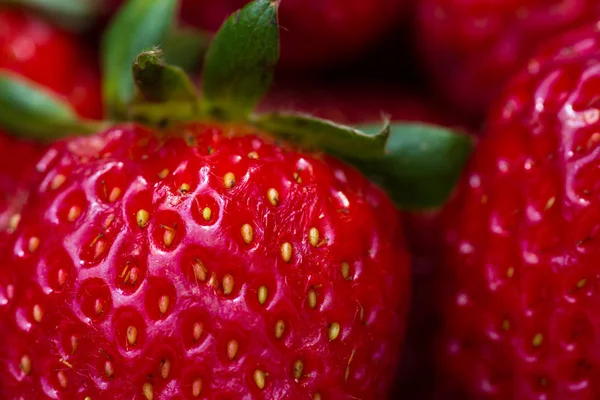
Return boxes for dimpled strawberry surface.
[437,25,600,398]
[0,122,409,399]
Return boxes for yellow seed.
[241,224,253,244]
[70,336,78,354]
[502,319,510,331]
[280,242,292,263]
[19,355,31,375]
[94,299,104,315]
[142,382,153,400]
[109,187,121,202]
[293,360,303,380]
[309,227,319,247]
[192,259,207,282]
[58,357,72,368]
[9,214,20,230]
[267,188,279,206]
[328,322,341,341]
[313,393,322,400]
[202,207,212,221]
[293,172,302,183]
[160,359,171,379]
[180,183,191,193]
[105,360,114,378]
[545,197,556,211]
[57,370,67,388]
[223,274,234,296]
[67,206,81,222]
[224,172,236,188]
[257,286,267,305]
[159,295,170,315]
[274,320,285,339]
[192,378,202,397]
[94,239,106,259]
[253,369,266,390]
[85,397,91,400]
[193,322,203,341]
[307,289,317,309]
[163,228,175,247]
[577,279,587,289]
[28,236,40,253]
[507,267,515,278]
[227,340,239,360]
[532,333,543,347]
[248,151,259,159]
[158,168,169,179]
[136,209,149,228]
[127,326,138,345]
[32,304,43,322]
[51,174,66,190]
[341,262,350,280]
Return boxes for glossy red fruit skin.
[437,25,600,398]
[0,8,102,119]
[418,0,600,119]
[0,123,410,399]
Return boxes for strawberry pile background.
[3,0,600,399]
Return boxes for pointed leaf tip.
[132,49,198,103]
[252,112,389,159]
[200,0,280,121]
[352,122,474,209]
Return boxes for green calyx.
[0,0,473,209]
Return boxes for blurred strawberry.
[417,0,600,119]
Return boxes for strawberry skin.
[417,0,600,118]
[437,25,600,398]
[0,123,410,399]
[0,8,102,119]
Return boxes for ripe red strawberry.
[0,122,409,399]
[0,8,102,119]
[437,24,600,398]
[106,0,408,68]
[417,0,600,118]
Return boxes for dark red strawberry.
[0,122,409,399]
[106,0,408,68]
[417,0,600,119]
[0,8,102,120]
[437,23,600,398]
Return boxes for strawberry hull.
[0,123,410,399]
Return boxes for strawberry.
[437,23,600,398]
[0,121,409,399]
[0,8,102,120]
[417,0,600,119]
[0,1,470,398]
[106,0,408,68]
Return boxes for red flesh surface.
[438,24,600,398]
[0,123,410,399]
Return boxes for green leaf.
[252,112,390,159]
[200,0,279,121]
[0,0,101,30]
[133,49,198,103]
[162,27,211,71]
[0,73,101,140]
[352,123,474,209]
[102,0,178,119]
